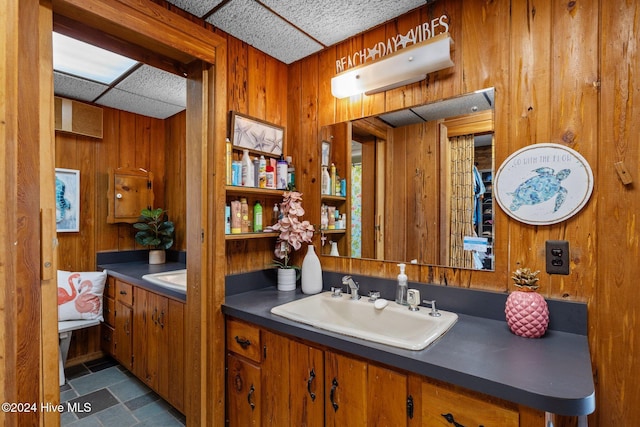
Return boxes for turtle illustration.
[509,167,571,212]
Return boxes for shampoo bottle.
[241,149,253,187]
[321,166,331,195]
[395,263,408,306]
[253,201,263,232]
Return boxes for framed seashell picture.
[494,143,594,225]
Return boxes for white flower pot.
[277,268,297,291]
[149,249,166,265]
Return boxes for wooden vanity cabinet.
[133,287,186,413]
[113,280,134,371]
[226,318,546,427]
[104,276,186,414]
[101,276,116,355]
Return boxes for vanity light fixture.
[331,33,454,99]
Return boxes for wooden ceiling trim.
[52,0,224,65]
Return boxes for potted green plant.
[133,207,175,264]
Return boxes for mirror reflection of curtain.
[448,134,475,269]
[350,163,362,258]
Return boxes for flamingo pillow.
[57,270,106,321]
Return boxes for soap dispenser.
[396,263,408,306]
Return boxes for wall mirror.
[320,88,495,271]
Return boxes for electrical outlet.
[545,240,570,275]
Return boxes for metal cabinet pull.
[441,412,468,427]
[247,384,256,411]
[306,369,316,401]
[330,378,339,412]
[407,395,414,419]
[234,336,251,349]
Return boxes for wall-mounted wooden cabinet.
[107,167,154,224]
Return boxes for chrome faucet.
[342,276,360,300]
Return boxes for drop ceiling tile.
[207,0,323,64]
[115,65,186,108]
[165,0,223,18]
[54,72,108,102]
[260,0,426,47]
[96,88,185,119]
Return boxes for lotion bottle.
[395,263,408,306]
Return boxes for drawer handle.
[330,378,339,412]
[407,395,414,419]
[234,336,251,349]
[247,384,256,411]
[307,368,316,401]
[119,290,127,295]
[441,413,467,427]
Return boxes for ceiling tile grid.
[259,0,426,47]
[115,65,186,108]
[54,72,109,102]
[205,0,323,64]
[96,88,186,120]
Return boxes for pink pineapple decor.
[505,268,549,338]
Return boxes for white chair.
[58,319,100,386]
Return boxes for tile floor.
[60,357,186,426]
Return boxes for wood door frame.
[46,1,228,425]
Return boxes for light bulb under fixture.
[331,33,454,99]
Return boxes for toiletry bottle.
[286,156,295,190]
[276,156,288,189]
[230,200,241,234]
[253,156,260,187]
[240,198,249,232]
[320,204,328,230]
[272,203,279,226]
[258,155,267,188]
[396,263,408,305]
[225,205,231,234]
[265,165,275,188]
[253,201,263,232]
[321,166,331,195]
[225,138,232,185]
[241,149,253,187]
[330,163,337,195]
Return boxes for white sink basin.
[270,292,457,350]
[142,269,187,293]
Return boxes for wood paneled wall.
[52,0,640,425]
[283,1,636,426]
[56,106,188,362]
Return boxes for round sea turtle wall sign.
[494,143,594,225]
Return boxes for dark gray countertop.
[222,287,595,417]
[98,261,187,302]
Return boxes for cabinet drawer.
[101,323,115,355]
[422,381,519,427]
[227,319,262,363]
[104,276,116,299]
[115,280,133,306]
[104,297,115,326]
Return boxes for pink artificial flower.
[273,191,315,267]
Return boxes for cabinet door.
[114,300,133,371]
[227,353,261,427]
[262,331,290,426]
[368,363,408,426]
[290,340,324,427]
[163,298,185,413]
[324,351,367,427]
[132,287,150,382]
[421,380,519,427]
